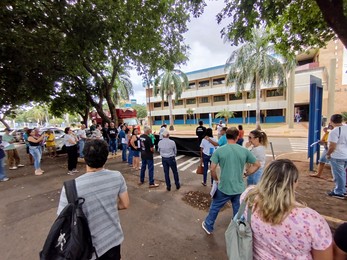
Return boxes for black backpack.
[40,179,97,260]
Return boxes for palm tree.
[154,69,188,130]
[186,108,194,125]
[111,69,134,107]
[225,28,286,129]
[215,109,235,125]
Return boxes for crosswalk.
[289,138,324,153]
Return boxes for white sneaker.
[17,164,25,167]
[67,171,75,175]
[72,169,79,173]
[9,167,18,170]
[0,177,9,182]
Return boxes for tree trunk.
[0,118,10,129]
[104,85,117,123]
[255,73,261,130]
[86,92,111,124]
[168,95,174,130]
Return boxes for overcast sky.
[129,1,237,105]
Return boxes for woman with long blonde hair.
[240,159,333,259]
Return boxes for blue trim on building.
[265,116,285,123]
[174,119,185,124]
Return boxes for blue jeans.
[319,148,329,164]
[78,140,85,158]
[109,138,118,154]
[140,159,154,185]
[0,157,7,180]
[121,144,127,161]
[204,189,241,232]
[247,167,263,186]
[29,146,41,170]
[162,157,180,188]
[330,158,347,195]
[127,148,133,165]
[202,153,212,185]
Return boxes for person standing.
[159,124,167,141]
[236,124,245,146]
[77,124,87,159]
[23,127,34,165]
[27,129,45,175]
[216,120,225,139]
[295,111,301,123]
[200,128,218,186]
[245,129,268,185]
[326,114,347,199]
[139,126,159,188]
[118,125,127,162]
[108,122,118,157]
[0,138,10,182]
[196,121,207,145]
[89,119,97,132]
[102,122,110,144]
[201,127,260,234]
[45,129,57,158]
[126,128,133,166]
[129,128,140,170]
[57,139,129,259]
[158,130,180,191]
[64,127,79,175]
[2,128,24,170]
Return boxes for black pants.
[99,245,121,260]
[66,145,78,171]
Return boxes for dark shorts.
[132,150,140,157]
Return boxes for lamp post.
[246,103,251,124]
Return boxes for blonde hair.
[245,159,299,225]
[250,129,268,147]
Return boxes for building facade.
[146,40,347,126]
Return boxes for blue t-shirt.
[218,134,227,146]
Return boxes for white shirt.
[77,129,87,139]
[250,145,266,168]
[217,123,225,135]
[328,125,347,159]
[200,138,218,156]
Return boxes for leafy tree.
[215,109,234,125]
[225,28,286,129]
[341,112,347,122]
[217,0,346,56]
[154,69,189,130]
[132,104,147,119]
[186,108,194,125]
[111,69,134,107]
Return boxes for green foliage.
[225,28,286,128]
[341,112,347,122]
[217,0,339,57]
[215,109,234,124]
[132,104,147,119]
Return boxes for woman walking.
[27,129,45,175]
[245,129,268,185]
[64,127,79,175]
[239,159,332,259]
[129,128,140,170]
[200,128,218,186]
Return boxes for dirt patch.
[182,190,230,211]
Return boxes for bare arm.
[326,142,336,157]
[333,241,347,260]
[245,161,261,176]
[312,243,333,260]
[205,136,218,146]
[210,163,218,181]
[28,135,44,143]
[118,191,129,210]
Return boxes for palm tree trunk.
[255,73,261,130]
[168,94,174,130]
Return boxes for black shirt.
[140,134,153,160]
[107,128,118,139]
[334,222,347,253]
[196,126,207,141]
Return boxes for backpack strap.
[236,200,252,223]
[64,179,78,204]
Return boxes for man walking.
[139,126,159,188]
[57,139,129,259]
[158,130,180,191]
[201,127,260,234]
[326,114,347,199]
[196,121,206,145]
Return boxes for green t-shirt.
[2,134,15,150]
[148,133,155,144]
[211,144,256,195]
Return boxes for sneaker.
[17,164,25,167]
[0,177,9,182]
[67,171,75,176]
[149,183,159,188]
[327,191,345,199]
[201,181,207,186]
[201,221,211,235]
[9,167,18,170]
[72,169,79,173]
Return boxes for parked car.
[39,128,66,153]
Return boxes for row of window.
[153,90,283,107]
[152,109,284,121]
[187,77,226,89]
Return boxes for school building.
[145,39,347,126]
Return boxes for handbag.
[196,160,204,175]
[225,201,253,260]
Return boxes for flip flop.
[309,174,324,179]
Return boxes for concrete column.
[286,69,295,128]
[327,58,336,120]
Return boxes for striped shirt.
[158,138,177,158]
[57,169,127,259]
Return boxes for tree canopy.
[217,0,346,56]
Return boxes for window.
[247,91,255,99]
[213,95,226,102]
[200,113,209,119]
[229,93,242,100]
[213,77,225,85]
[267,109,283,116]
[199,97,209,103]
[187,82,196,89]
[199,80,210,88]
[154,102,161,108]
[163,101,169,107]
[175,115,184,120]
[154,116,161,121]
[186,98,196,105]
[164,115,169,120]
[266,89,283,97]
[175,99,183,106]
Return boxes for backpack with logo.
[40,179,97,260]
